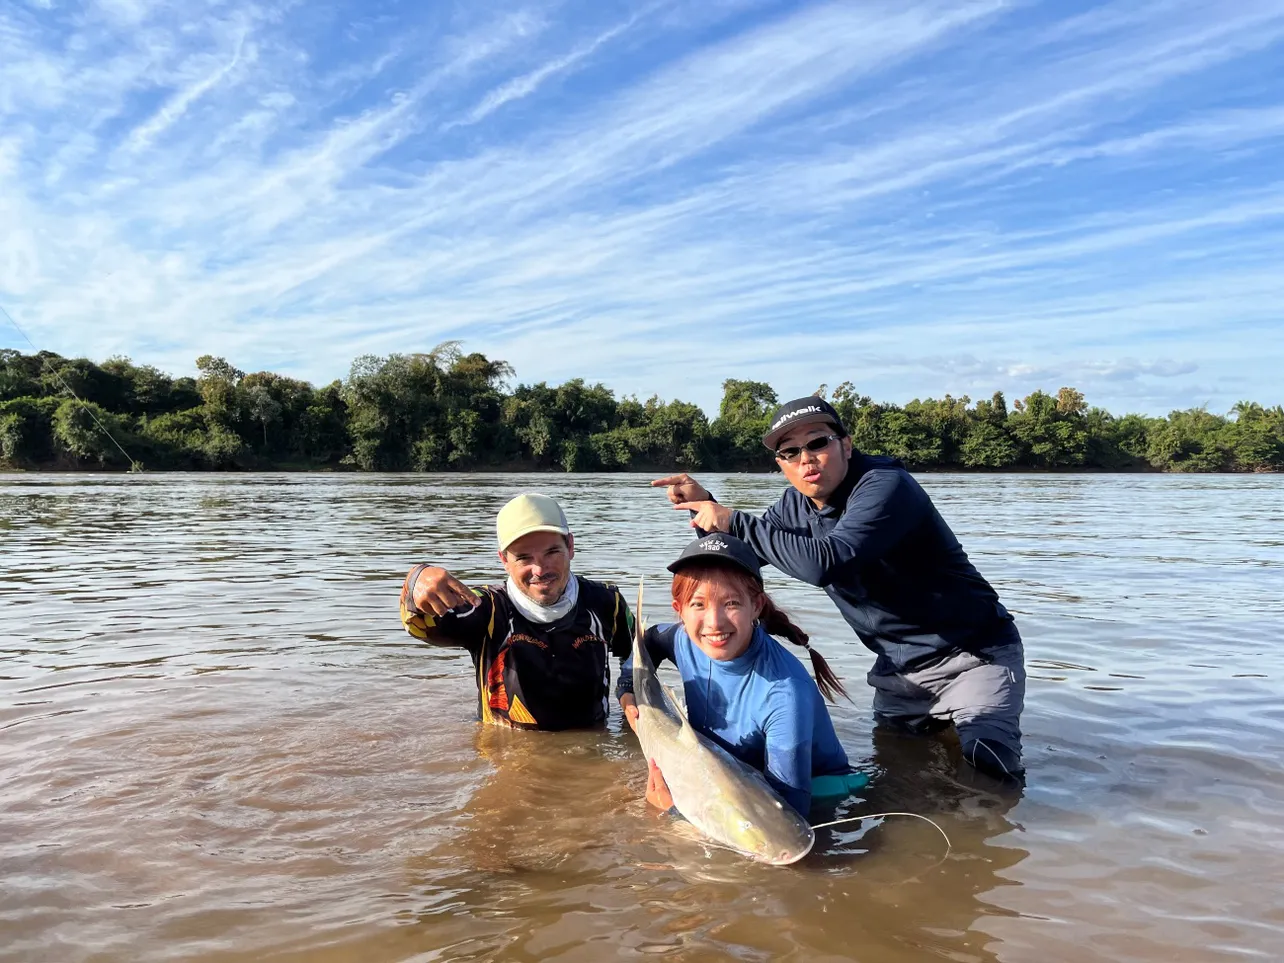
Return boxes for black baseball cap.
[667,533,763,584]
[762,396,847,451]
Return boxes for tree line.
[1,344,1280,473]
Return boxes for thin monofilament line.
[1,302,140,470]
[810,811,952,860]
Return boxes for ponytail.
[757,594,850,704]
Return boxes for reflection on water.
[2,472,1283,962]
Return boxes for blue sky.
[1,0,1282,417]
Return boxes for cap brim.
[762,413,840,451]
[499,525,571,552]
[666,554,762,583]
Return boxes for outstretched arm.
[728,471,928,586]
[651,473,732,537]
[404,564,480,617]
[400,564,492,650]
[651,472,713,505]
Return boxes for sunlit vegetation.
[1,345,1279,472]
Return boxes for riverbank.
[5,461,1279,475]
[3,348,1281,474]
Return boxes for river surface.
[2,472,1282,963]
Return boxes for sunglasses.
[774,434,841,462]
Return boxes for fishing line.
[810,811,952,860]
[0,301,141,471]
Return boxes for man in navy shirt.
[654,396,1026,781]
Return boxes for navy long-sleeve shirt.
[726,455,1019,673]
[616,623,849,816]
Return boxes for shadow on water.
[308,722,1033,963]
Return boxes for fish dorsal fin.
[664,684,700,744]
[633,578,647,655]
[636,578,645,636]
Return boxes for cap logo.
[770,404,824,432]
[701,537,730,552]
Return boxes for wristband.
[403,563,431,616]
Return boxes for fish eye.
[739,820,753,832]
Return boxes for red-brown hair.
[670,563,849,703]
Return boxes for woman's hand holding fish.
[646,759,675,811]
[620,694,639,733]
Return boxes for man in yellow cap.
[400,493,634,730]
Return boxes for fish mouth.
[759,825,817,865]
[722,842,812,866]
[745,830,816,866]
[760,846,813,866]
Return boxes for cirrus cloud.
[0,0,1282,417]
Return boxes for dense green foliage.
[1,346,1279,472]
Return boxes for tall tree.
[711,379,778,468]
[1008,389,1089,468]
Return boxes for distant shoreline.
[4,463,1279,476]
[2,347,1281,475]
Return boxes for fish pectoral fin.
[663,684,687,720]
[662,685,702,745]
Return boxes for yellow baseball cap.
[496,493,570,552]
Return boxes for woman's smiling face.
[673,568,764,662]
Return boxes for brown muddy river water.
[2,472,1282,963]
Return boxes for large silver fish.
[631,581,815,865]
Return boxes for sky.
[1,0,1282,418]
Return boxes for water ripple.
[2,471,1283,963]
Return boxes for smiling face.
[773,422,853,507]
[671,566,765,662]
[499,530,574,604]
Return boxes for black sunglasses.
[774,434,841,462]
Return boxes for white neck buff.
[506,573,579,624]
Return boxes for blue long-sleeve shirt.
[616,623,849,815]
[725,454,1019,673]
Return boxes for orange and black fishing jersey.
[400,575,633,730]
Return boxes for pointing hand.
[673,500,732,533]
[651,473,711,506]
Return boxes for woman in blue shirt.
[617,533,866,817]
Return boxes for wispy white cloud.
[0,0,1282,417]
[123,29,249,154]
[453,14,640,128]
[97,0,161,25]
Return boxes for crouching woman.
[617,533,867,818]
